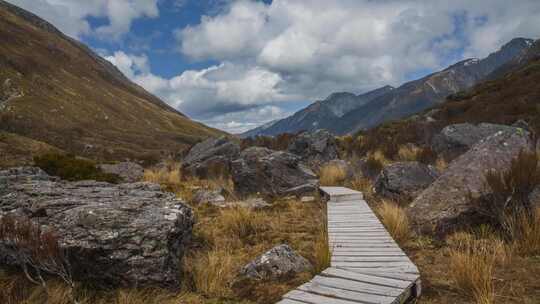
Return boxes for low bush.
[33,154,120,183]
[417,147,438,165]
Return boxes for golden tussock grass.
[507,208,540,256]
[446,231,509,304]
[319,163,347,186]
[312,219,331,274]
[397,144,420,161]
[376,200,410,243]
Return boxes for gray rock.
[288,130,339,169]
[239,244,312,281]
[0,167,194,288]
[98,162,144,182]
[431,123,517,159]
[410,129,533,235]
[225,197,271,210]
[231,147,319,198]
[375,162,439,201]
[191,189,225,205]
[182,136,240,178]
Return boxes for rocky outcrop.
[375,162,439,201]
[98,162,144,183]
[238,244,312,281]
[431,123,517,159]
[0,167,194,288]
[409,129,533,235]
[231,147,318,198]
[182,136,240,178]
[287,130,339,169]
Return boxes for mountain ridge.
[244,37,534,137]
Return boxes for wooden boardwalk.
[277,187,421,304]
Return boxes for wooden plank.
[310,276,403,297]
[275,300,306,304]
[283,289,361,304]
[342,268,420,282]
[331,256,412,262]
[297,281,396,304]
[322,268,412,289]
[331,261,416,268]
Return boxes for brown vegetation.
[33,153,120,183]
[319,163,347,186]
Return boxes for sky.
[6,0,540,133]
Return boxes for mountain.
[334,37,535,134]
[360,38,540,155]
[0,1,223,166]
[243,37,534,137]
[241,85,394,137]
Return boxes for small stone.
[238,244,312,281]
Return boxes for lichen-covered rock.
[238,244,312,281]
[182,136,240,178]
[98,161,144,182]
[288,130,339,169]
[410,129,533,235]
[375,162,439,201]
[431,123,517,159]
[231,147,318,197]
[0,167,194,288]
[191,188,225,205]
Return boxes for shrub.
[319,163,347,186]
[363,154,384,178]
[34,153,120,183]
[376,201,409,243]
[417,147,438,165]
[0,216,76,303]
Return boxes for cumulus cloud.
[103,51,293,132]
[6,0,159,39]
[168,0,540,132]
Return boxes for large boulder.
[0,167,194,288]
[374,162,439,201]
[287,130,339,169]
[182,136,240,178]
[98,161,144,182]
[231,147,319,198]
[409,129,533,235]
[238,244,312,281]
[431,123,517,159]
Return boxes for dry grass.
[143,163,235,203]
[183,246,239,298]
[319,163,347,186]
[507,208,540,256]
[312,220,331,274]
[376,200,410,243]
[446,232,508,304]
[397,144,420,161]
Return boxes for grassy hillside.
[0,1,224,165]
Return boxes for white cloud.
[103,51,293,132]
[6,0,159,39]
